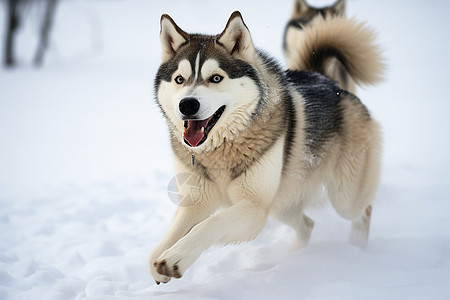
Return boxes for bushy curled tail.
[286,16,385,87]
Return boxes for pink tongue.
[184,119,209,147]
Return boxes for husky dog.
[149,11,384,284]
[283,0,379,93]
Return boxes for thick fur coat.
[149,11,384,284]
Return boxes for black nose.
[179,97,200,117]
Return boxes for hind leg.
[327,149,379,249]
[349,205,372,248]
[326,130,381,248]
[271,204,314,250]
[327,175,376,249]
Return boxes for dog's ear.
[218,11,256,62]
[160,14,189,63]
[332,0,346,15]
[292,0,309,18]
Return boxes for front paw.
[148,254,172,285]
[154,259,182,279]
[154,247,198,280]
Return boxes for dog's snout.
[179,97,200,117]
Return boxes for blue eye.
[209,74,223,83]
[175,75,184,84]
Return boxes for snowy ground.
[1,0,450,299]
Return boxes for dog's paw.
[148,255,172,285]
[152,271,172,285]
[154,259,183,279]
[154,246,198,279]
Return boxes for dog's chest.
[198,138,255,170]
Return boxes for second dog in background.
[283,0,384,92]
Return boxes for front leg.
[154,199,268,279]
[149,158,221,284]
[154,135,285,280]
[148,203,214,284]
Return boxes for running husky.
[149,11,383,284]
[283,0,383,93]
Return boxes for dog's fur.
[283,0,384,93]
[149,11,383,284]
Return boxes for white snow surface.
[1,0,450,299]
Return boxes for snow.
[1,0,450,299]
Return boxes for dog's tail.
[286,16,385,87]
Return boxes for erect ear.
[160,14,189,63]
[218,11,256,62]
[333,0,346,15]
[292,0,309,18]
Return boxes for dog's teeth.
[201,127,204,133]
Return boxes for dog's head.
[155,11,265,151]
[290,0,345,24]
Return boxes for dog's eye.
[174,75,184,84]
[209,74,223,84]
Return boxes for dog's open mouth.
[183,105,226,147]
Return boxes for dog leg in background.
[325,102,382,249]
[271,205,314,250]
[349,205,372,248]
[153,200,268,279]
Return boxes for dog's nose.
[179,97,200,117]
